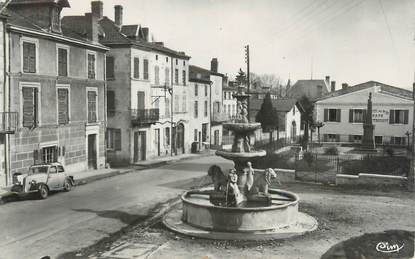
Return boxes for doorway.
[291,121,297,141]
[154,129,160,156]
[176,123,185,155]
[214,130,220,146]
[134,131,146,162]
[87,134,97,169]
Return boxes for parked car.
[11,162,74,199]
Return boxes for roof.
[62,15,190,59]
[189,65,211,83]
[250,98,300,113]
[120,24,139,37]
[316,81,413,101]
[9,0,70,7]
[288,79,329,101]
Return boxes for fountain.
[163,90,317,240]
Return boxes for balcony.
[131,109,159,126]
[0,112,17,133]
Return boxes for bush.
[324,146,339,155]
[385,147,394,157]
[303,151,314,166]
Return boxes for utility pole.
[245,45,250,121]
[410,82,415,191]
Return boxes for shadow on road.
[73,208,148,225]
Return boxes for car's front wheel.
[38,184,48,199]
[63,179,72,192]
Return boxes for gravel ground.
[61,182,414,259]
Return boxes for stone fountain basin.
[223,122,261,134]
[181,189,299,232]
[215,149,266,162]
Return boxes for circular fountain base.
[163,188,318,240]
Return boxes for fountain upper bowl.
[223,122,261,133]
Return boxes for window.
[293,106,295,115]
[389,109,409,124]
[390,136,405,146]
[165,68,170,86]
[41,146,58,163]
[375,136,383,145]
[165,98,170,117]
[106,56,114,79]
[205,85,208,96]
[183,60,186,66]
[324,134,340,142]
[22,41,37,73]
[194,101,198,118]
[182,70,186,85]
[87,52,96,79]
[155,55,158,60]
[349,135,362,143]
[107,128,121,151]
[182,94,187,112]
[195,84,198,96]
[57,47,68,76]
[174,94,179,113]
[194,129,198,142]
[324,109,341,122]
[22,86,39,128]
[349,109,366,123]
[57,88,69,125]
[133,57,139,79]
[143,59,149,80]
[154,66,160,85]
[165,127,170,145]
[87,90,97,123]
[204,100,208,117]
[176,59,178,65]
[107,90,115,117]
[215,102,220,113]
[166,57,168,62]
[175,69,179,84]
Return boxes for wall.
[336,173,407,187]
[189,81,211,151]
[284,105,302,139]
[316,86,413,143]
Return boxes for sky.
[62,0,415,90]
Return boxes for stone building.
[209,58,226,148]
[288,77,331,101]
[63,1,191,165]
[2,0,108,186]
[223,85,237,120]
[315,81,413,146]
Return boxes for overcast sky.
[63,0,415,90]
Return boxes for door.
[134,131,146,162]
[88,134,97,169]
[47,166,61,190]
[176,123,185,154]
[202,123,207,142]
[154,129,160,156]
[137,91,145,110]
[291,121,297,141]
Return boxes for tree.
[299,95,314,150]
[235,68,247,87]
[256,92,279,143]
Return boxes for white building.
[223,86,238,119]
[315,81,413,146]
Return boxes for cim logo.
[376,241,405,254]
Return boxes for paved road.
[0,155,232,259]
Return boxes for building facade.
[223,86,237,119]
[3,0,108,186]
[315,81,413,146]
[63,1,191,165]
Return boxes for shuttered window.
[174,69,179,84]
[57,88,69,124]
[143,59,149,80]
[106,56,114,79]
[324,109,341,122]
[182,70,186,86]
[204,100,208,117]
[133,57,139,79]
[87,53,95,79]
[194,101,198,118]
[87,91,97,123]
[389,109,409,124]
[165,67,170,86]
[22,87,38,128]
[107,90,115,117]
[107,128,121,151]
[23,42,36,73]
[154,66,160,85]
[58,48,68,76]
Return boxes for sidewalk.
[0,151,213,204]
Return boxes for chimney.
[342,83,348,90]
[91,1,103,19]
[325,76,330,86]
[211,58,218,73]
[331,81,336,92]
[114,5,123,27]
[142,27,149,42]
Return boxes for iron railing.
[131,109,159,126]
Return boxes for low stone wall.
[254,168,296,183]
[336,173,407,187]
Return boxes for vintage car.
[11,162,75,199]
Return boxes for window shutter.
[58,89,68,124]
[29,43,36,73]
[389,110,394,124]
[106,56,114,79]
[62,146,66,156]
[107,90,115,116]
[348,135,353,142]
[336,134,340,142]
[23,43,29,72]
[33,149,40,164]
[22,87,35,128]
[404,110,409,124]
[115,129,121,151]
[134,58,139,78]
[143,59,149,79]
[53,146,58,162]
[363,109,367,123]
[324,109,328,122]
[349,109,353,123]
[336,109,341,122]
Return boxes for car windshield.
[29,166,48,175]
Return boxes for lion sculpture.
[208,165,228,192]
[250,168,279,194]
